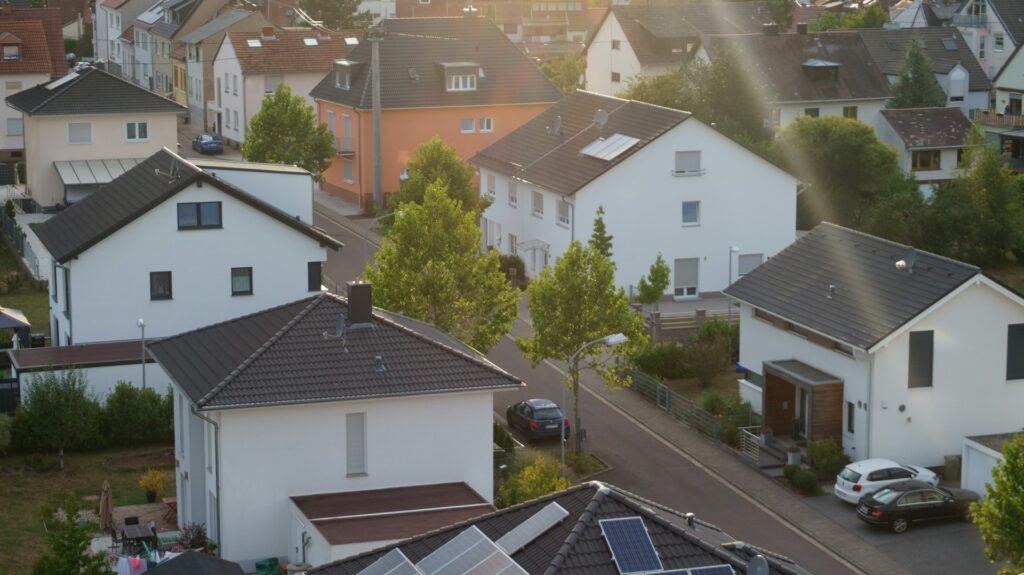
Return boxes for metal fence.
[0,208,39,277]
[737,425,762,467]
[0,378,19,415]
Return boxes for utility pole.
[370,26,383,212]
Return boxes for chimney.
[762,22,779,36]
[261,26,275,40]
[347,281,373,324]
[2,1,10,15]
[796,22,808,35]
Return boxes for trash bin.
[255,558,279,575]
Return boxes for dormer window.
[2,45,19,61]
[333,59,358,90]
[802,59,839,82]
[447,74,476,91]
[441,62,480,92]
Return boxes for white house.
[471,90,801,296]
[962,432,1022,497]
[878,107,972,197]
[953,0,1022,79]
[724,223,1024,467]
[5,65,184,207]
[0,20,59,162]
[146,283,523,570]
[211,28,358,144]
[131,0,163,90]
[33,147,342,347]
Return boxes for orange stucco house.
[310,15,562,210]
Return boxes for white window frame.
[460,118,475,133]
[995,33,1005,51]
[67,121,92,144]
[447,74,477,91]
[557,200,570,227]
[346,412,367,476]
[343,158,354,183]
[486,174,495,196]
[681,200,700,226]
[509,233,518,255]
[6,117,22,136]
[478,117,494,133]
[532,190,544,217]
[508,181,518,207]
[673,151,703,176]
[125,120,148,142]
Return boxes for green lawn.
[662,372,742,403]
[0,236,49,343]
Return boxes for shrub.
[809,437,849,480]
[0,414,10,455]
[497,455,570,508]
[4,271,24,291]
[690,317,739,362]
[101,382,171,446]
[783,464,800,483]
[493,422,515,450]
[15,161,24,183]
[792,467,820,495]
[177,523,209,550]
[498,254,526,287]
[633,342,687,379]
[138,469,166,497]
[4,199,14,219]
[682,337,730,388]
[18,370,103,468]
[566,452,604,476]
[699,391,729,415]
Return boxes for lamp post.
[727,246,739,322]
[562,332,628,467]
[137,318,146,388]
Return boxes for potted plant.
[138,469,165,503]
[177,522,210,552]
[787,445,801,466]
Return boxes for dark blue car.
[192,133,224,154]
[506,398,569,442]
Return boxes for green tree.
[888,39,947,109]
[636,253,670,308]
[364,182,518,352]
[764,0,794,30]
[540,53,585,94]
[242,84,335,178]
[20,370,100,470]
[499,456,571,506]
[971,434,1024,575]
[393,136,483,213]
[31,494,114,575]
[100,383,172,447]
[588,205,614,259]
[810,4,889,31]
[0,412,10,455]
[517,242,647,453]
[298,0,373,29]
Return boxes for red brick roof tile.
[227,28,362,75]
[0,8,66,77]
[0,20,53,75]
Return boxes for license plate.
[546,425,558,429]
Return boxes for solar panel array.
[599,517,664,574]
[687,566,735,575]
[496,502,570,555]
[417,526,528,575]
[580,134,642,162]
[359,549,422,575]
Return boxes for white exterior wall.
[186,43,205,127]
[585,12,675,96]
[200,168,314,223]
[212,391,495,567]
[869,281,1024,466]
[17,362,172,401]
[481,118,799,294]
[213,52,246,144]
[134,28,154,89]
[777,100,888,132]
[1,73,48,157]
[994,49,1024,112]
[60,181,326,344]
[173,386,209,532]
[210,36,238,133]
[957,0,1014,78]
[97,6,122,63]
[961,439,1001,497]
[359,0,396,20]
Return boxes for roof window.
[246,38,262,48]
[802,59,839,82]
[304,37,319,46]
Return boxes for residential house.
[859,28,992,118]
[724,222,1024,466]
[146,283,523,569]
[6,65,184,207]
[0,21,57,163]
[962,432,1022,497]
[953,0,1023,78]
[311,16,561,210]
[11,0,89,39]
[472,90,801,294]
[307,481,813,575]
[32,147,341,346]
[697,30,892,132]
[96,0,130,73]
[132,0,165,90]
[468,0,606,62]
[178,8,268,128]
[890,0,962,28]
[360,0,396,20]
[212,27,358,143]
[977,39,1024,168]
[878,107,973,196]
[146,0,228,98]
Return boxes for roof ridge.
[147,295,318,349]
[817,221,980,271]
[543,483,610,575]
[24,65,86,113]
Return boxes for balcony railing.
[977,109,1024,128]
[334,136,355,155]
[952,13,988,28]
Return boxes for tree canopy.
[888,38,947,109]
[764,0,794,30]
[298,0,373,29]
[971,434,1024,575]
[636,254,670,307]
[32,494,114,575]
[810,4,888,31]
[364,181,517,352]
[242,84,335,178]
[393,136,484,213]
[588,205,614,259]
[19,370,100,470]
[540,53,586,94]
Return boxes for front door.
[673,258,699,299]
[800,388,809,438]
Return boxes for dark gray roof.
[147,292,523,410]
[988,0,1024,44]
[309,482,811,575]
[764,360,841,386]
[151,0,198,38]
[857,28,991,93]
[5,66,185,116]
[146,551,244,575]
[967,432,1024,454]
[310,17,560,110]
[723,223,980,350]
[880,107,973,149]
[35,148,341,263]
[701,32,892,104]
[471,91,690,196]
[177,8,255,44]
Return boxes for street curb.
[313,206,382,248]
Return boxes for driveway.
[805,490,997,575]
[177,121,242,160]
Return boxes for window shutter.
[1007,324,1024,379]
[68,122,91,143]
[346,412,366,475]
[737,254,764,275]
[675,151,700,173]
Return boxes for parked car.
[856,480,978,533]
[834,458,938,503]
[192,133,224,154]
[506,398,569,442]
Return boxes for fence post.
[695,309,706,328]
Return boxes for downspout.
[864,352,875,459]
[190,406,222,554]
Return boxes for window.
[478,117,494,133]
[63,267,71,314]
[611,72,620,83]
[980,36,985,59]
[303,37,319,46]
[232,74,238,95]
[503,23,516,34]
[205,422,214,471]
[264,75,282,95]
[335,68,350,89]
[5,80,21,94]
[233,110,239,130]
[995,33,1005,51]
[843,106,858,119]
[804,108,820,118]
[342,114,352,148]
[908,330,934,388]
[2,45,19,61]
[673,258,699,297]
[177,202,222,229]
[737,253,763,275]
[674,151,702,175]
[346,412,366,475]
[224,72,229,92]
[460,118,475,133]
[342,158,354,183]
[327,110,336,135]
[969,0,986,15]
[612,39,621,50]
[846,401,855,434]
[509,233,517,255]
[125,120,148,142]
[447,74,477,91]
[51,261,57,301]
[68,122,92,144]
[231,267,253,296]
[486,174,495,196]
[957,148,965,168]
[681,201,700,225]
[557,200,570,227]
[6,117,22,136]
[1007,324,1024,379]
[225,107,231,128]
[150,271,172,300]
[769,107,781,127]
[532,190,543,217]
[308,261,322,292]
[912,150,941,171]
[508,181,518,206]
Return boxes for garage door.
[962,440,1001,497]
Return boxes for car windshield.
[900,465,917,474]
[533,407,562,420]
[839,467,862,482]
[872,488,902,504]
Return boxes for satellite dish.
[593,108,608,128]
[547,115,562,136]
[747,555,770,575]
[168,158,179,179]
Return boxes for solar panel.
[599,517,663,574]
[656,570,692,575]
[358,548,422,575]
[496,502,570,555]
[417,526,528,575]
[688,566,735,575]
[580,133,641,162]
[942,37,957,51]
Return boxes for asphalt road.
[314,210,378,288]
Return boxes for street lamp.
[727,246,739,321]
[562,332,628,467]
[137,318,146,389]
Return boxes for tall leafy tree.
[540,53,585,94]
[242,84,335,179]
[20,370,100,470]
[810,4,889,31]
[364,181,517,351]
[588,205,613,259]
[517,241,647,453]
[764,0,794,30]
[298,0,373,29]
[32,494,114,575]
[888,39,947,109]
[971,434,1024,575]
[394,136,484,213]
[636,253,670,309]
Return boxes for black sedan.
[505,398,569,442]
[856,480,979,533]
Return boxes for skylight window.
[303,37,318,46]
[345,37,359,46]
[247,38,262,48]
[580,133,640,161]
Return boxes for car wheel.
[891,517,909,534]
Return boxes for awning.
[54,158,144,186]
[517,239,550,251]
[764,359,842,386]
[1000,129,1024,140]
[0,306,29,330]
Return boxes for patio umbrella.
[99,480,113,532]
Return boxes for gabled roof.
[225,28,361,75]
[701,31,892,104]
[150,0,199,38]
[986,0,1024,45]
[34,148,341,263]
[309,482,811,575]
[0,20,52,76]
[177,8,257,44]
[0,6,66,77]
[723,222,980,351]
[310,17,561,111]
[6,65,185,115]
[471,91,690,196]
[880,107,973,149]
[146,551,244,575]
[147,292,523,410]
[857,28,991,93]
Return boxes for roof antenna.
[593,109,608,130]
[895,249,916,273]
[322,313,349,352]
[154,157,180,183]
[546,115,562,137]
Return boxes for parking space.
[805,488,997,575]
[177,121,242,160]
